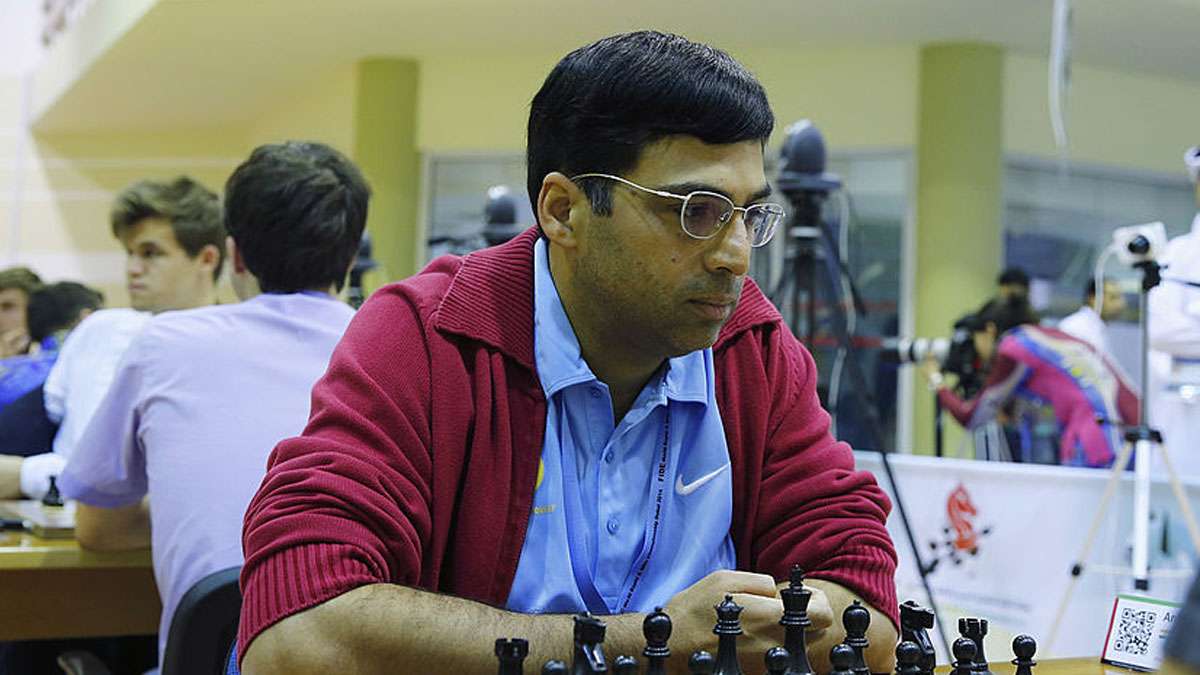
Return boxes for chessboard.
[490,565,1124,675]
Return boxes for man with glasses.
[239,31,898,675]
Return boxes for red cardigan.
[238,229,899,656]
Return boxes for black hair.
[526,31,774,216]
[27,282,104,343]
[110,177,226,281]
[1084,278,1097,301]
[974,296,1037,336]
[997,267,1031,289]
[223,142,371,294]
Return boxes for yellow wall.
[244,63,358,156]
[8,39,1200,315]
[416,45,920,153]
[1006,53,1200,176]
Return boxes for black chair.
[162,566,242,675]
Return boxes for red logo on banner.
[925,483,993,573]
[947,484,980,553]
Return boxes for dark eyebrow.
[656,182,775,206]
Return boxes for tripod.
[772,161,951,657]
[1046,258,1200,650]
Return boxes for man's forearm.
[74,500,150,551]
[242,583,648,675]
[805,579,898,674]
[0,456,21,498]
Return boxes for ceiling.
[29,0,1200,133]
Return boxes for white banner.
[853,452,1199,662]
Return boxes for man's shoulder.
[73,308,149,336]
[359,255,472,332]
[144,295,354,349]
[58,308,149,358]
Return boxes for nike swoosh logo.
[675,462,731,496]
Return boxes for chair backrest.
[162,566,242,675]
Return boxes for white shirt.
[25,308,150,498]
[58,292,354,664]
[1148,212,1200,478]
[1059,305,1110,356]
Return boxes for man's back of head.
[223,141,372,297]
[110,177,225,313]
[27,282,104,346]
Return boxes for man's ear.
[224,236,247,274]
[198,242,222,276]
[537,172,586,249]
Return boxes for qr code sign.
[1113,607,1156,656]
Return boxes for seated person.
[8,177,225,500]
[59,141,368,669]
[239,32,898,675]
[922,297,1139,467]
[1058,278,1126,356]
[0,282,103,410]
[0,266,43,358]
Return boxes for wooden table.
[938,658,1139,675]
[0,529,159,640]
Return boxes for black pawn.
[543,661,568,675]
[689,651,716,675]
[1011,635,1037,675]
[842,600,871,675]
[614,655,638,675]
[779,566,815,675]
[765,647,791,675]
[895,641,922,675]
[712,595,744,675]
[496,638,529,675]
[951,638,977,675]
[42,475,63,507]
[958,618,990,674]
[643,607,671,675]
[573,613,608,675]
[829,644,856,675]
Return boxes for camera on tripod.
[1112,222,1167,266]
[882,315,985,396]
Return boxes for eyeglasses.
[571,173,785,248]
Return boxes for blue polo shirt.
[505,238,735,616]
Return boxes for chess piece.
[572,613,608,675]
[895,641,923,675]
[495,638,529,675]
[1011,635,1037,675]
[689,651,716,675]
[951,638,977,675]
[42,475,64,507]
[958,618,991,674]
[779,566,815,675]
[829,644,856,675]
[543,661,569,675]
[643,607,672,675]
[712,595,745,675]
[841,600,871,675]
[614,655,638,675]
[899,601,936,675]
[765,647,791,675]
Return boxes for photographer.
[921,298,1139,468]
[1146,145,1200,477]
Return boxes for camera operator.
[1146,145,1200,477]
[920,297,1139,468]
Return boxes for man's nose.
[705,213,751,277]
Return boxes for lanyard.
[558,404,672,615]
